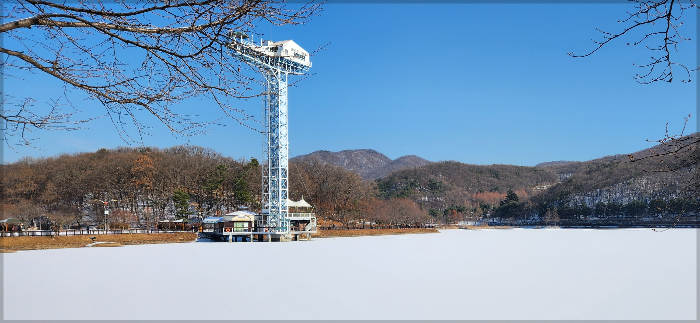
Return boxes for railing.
[1,228,199,237]
[229,40,311,74]
[220,227,253,233]
[288,213,315,219]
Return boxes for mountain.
[374,132,699,219]
[535,160,578,168]
[526,134,699,217]
[374,161,560,212]
[291,149,433,180]
[535,155,627,181]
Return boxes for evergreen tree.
[500,188,519,206]
[172,190,190,218]
[497,189,520,218]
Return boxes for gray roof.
[203,217,224,224]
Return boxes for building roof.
[202,217,224,224]
[0,218,22,224]
[288,198,312,208]
[261,198,313,214]
[225,210,257,217]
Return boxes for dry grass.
[312,228,439,238]
[1,236,92,251]
[0,233,197,252]
[91,243,123,247]
[96,232,196,245]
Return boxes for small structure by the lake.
[199,201,316,242]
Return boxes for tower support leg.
[262,71,290,234]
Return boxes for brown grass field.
[91,242,124,247]
[0,232,197,252]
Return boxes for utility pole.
[97,199,117,234]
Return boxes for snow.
[3,228,697,320]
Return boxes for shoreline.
[0,232,197,252]
[1,229,444,251]
[312,228,439,238]
[4,225,672,252]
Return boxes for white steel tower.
[229,32,311,235]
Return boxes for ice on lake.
[3,228,697,320]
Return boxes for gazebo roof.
[287,197,312,208]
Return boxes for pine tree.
[172,190,190,218]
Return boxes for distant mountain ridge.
[366,133,699,218]
[291,149,432,180]
[535,160,578,168]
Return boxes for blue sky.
[2,3,697,166]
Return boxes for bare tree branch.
[1,0,322,148]
[569,0,698,83]
[628,114,699,197]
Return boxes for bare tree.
[569,0,697,84]
[48,207,77,235]
[543,207,559,226]
[628,115,699,197]
[1,0,320,147]
[571,1,699,204]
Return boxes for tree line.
[371,135,699,223]
[1,146,429,230]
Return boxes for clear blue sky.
[3,3,697,166]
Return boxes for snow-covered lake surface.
[3,228,697,320]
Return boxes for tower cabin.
[258,39,311,67]
[227,31,311,68]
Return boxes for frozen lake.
[3,228,697,320]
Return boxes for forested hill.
[374,133,699,219]
[524,133,699,217]
[3,133,696,227]
[2,146,431,228]
[291,149,432,180]
[535,155,627,181]
[374,161,560,214]
[534,160,578,168]
[2,146,262,223]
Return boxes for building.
[199,202,316,242]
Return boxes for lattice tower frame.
[229,37,310,233]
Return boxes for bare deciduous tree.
[571,1,698,201]
[628,115,699,197]
[1,0,320,147]
[570,0,697,84]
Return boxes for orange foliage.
[470,192,506,205]
[131,154,156,189]
[1,204,20,219]
[111,209,138,224]
[514,189,528,200]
